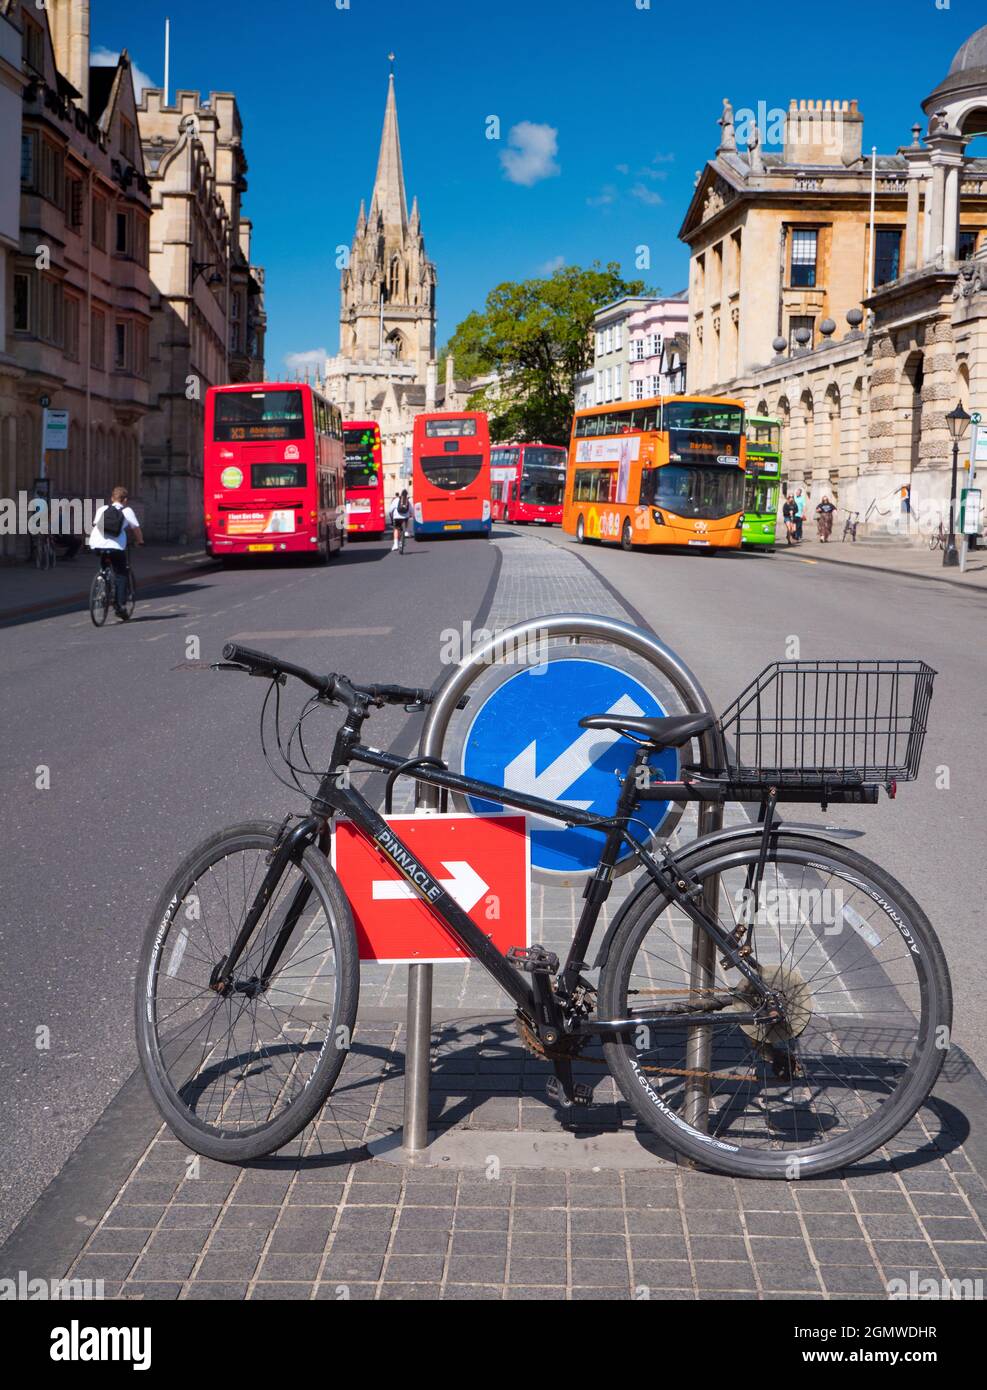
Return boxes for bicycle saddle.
[578,711,714,748]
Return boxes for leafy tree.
[447,263,652,444]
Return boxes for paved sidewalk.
[3,526,987,1300]
[772,532,987,590]
[0,544,218,621]
[7,1014,987,1301]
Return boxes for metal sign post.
[400,613,725,1155]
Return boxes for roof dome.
[950,26,987,74]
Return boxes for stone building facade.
[324,74,465,499]
[1,0,153,559]
[681,28,987,529]
[137,87,266,541]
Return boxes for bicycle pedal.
[507,945,559,974]
[546,1076,593,1108]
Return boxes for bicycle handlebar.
[220,642,434,710]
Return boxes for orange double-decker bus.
[563,396,747,552]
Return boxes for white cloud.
[284,349,328,376]
[630,183,663,206]
[538,255,565,274]
[91,47,157,100]
[587,184,617,207]
[500,122,560,186]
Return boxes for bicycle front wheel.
[136,821,360,1161]
[599,833,951,1179]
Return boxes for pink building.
[626,292,689,399]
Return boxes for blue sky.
[90,0,981,374]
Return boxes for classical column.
[928,163,946,263]
[922,174,935,264]
[942,164,961,263]
[904,172,921,272]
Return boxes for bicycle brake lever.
[210,661,286,686]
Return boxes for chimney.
[49,1,91,111]
[784,99,864,167]
[426,359,437,410]
[445,352,454,397]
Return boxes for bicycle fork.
[208,816,323,997]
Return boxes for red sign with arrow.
[332,813,530,963]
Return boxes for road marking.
[229,627,393,639]
[372,860,489,912]
[792,556,818,565]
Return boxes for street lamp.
[944,403,971,568]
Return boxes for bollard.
[401,612,726,1155]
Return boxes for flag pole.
[164,18,170,104]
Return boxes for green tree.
[447,263,651,444]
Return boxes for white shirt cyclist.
[89,502,139,552]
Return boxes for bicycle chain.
[514,993,764,1084]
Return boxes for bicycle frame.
[209,725,782,1041]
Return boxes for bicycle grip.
[222,642,280,672]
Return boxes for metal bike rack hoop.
[401,613,726,1154]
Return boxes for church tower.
[339,74,436,379]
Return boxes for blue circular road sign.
[461,656,680,880]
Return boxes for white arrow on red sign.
[372,860,489,913]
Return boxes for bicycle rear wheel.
[599,833,951,1179]
[120,567,136,619]
[89,570,110,626]
[136,821,359,1161]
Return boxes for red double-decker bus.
[343,420,386,538]
[204,383,346,562]
[412,411,491,538]
[490,442,567,524]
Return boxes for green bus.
[742,416,782,548]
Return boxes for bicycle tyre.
[121,568,136,619]
[89,571,110,626]
[599,832,951,1179]
[135,821,360,1162]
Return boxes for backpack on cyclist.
[101,504,126,538]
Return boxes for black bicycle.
[89,551,136,626]
[136,647,950,1179]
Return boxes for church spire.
[369,72,408,233]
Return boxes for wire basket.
[718,660,936,787]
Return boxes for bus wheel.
[575,514,586,544]
[620,520,633,552]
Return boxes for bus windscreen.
[642,465,745,519]
[520,465,565,505]
[214,389,306,442]
[663,403,744,434]
[343,428,379,488]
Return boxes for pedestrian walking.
[794,488,807,542]
[782,494,798,546]
[815,495,836,542]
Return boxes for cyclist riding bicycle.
[389,489,411,552]
[88,485,143,618]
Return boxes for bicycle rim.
[601,837,949,1177]
[138,828,357,1154]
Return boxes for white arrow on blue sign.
[461,657,680,879]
